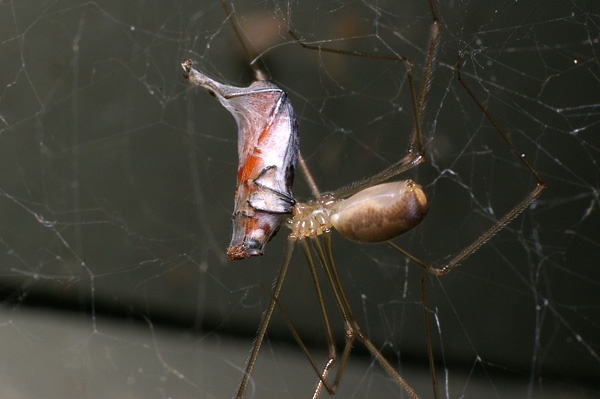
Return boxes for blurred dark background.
[0,1,598,398]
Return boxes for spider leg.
[309,233,421,399]
[387,59,546,276]
[235,238,295,399]
[288,0,440,199]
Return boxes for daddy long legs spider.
[182,1,545,397]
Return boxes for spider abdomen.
[330,180,428,243]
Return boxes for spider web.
[0,0,598,398]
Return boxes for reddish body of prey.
[182,59,298,260]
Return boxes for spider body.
[330,180,428,243]
[287,180,428,244]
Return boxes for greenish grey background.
[0,0,598,398]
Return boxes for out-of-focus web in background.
[0,1,598,398]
